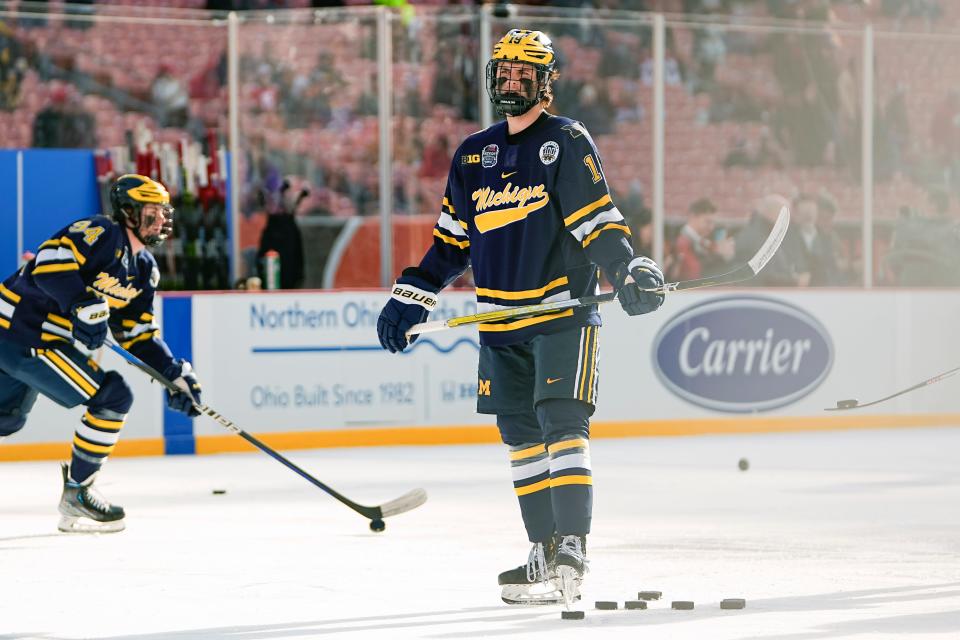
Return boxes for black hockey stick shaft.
[825,365,960,411]
[105,339,426,522]
[407,206,790,337]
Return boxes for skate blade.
[556,566,582,609]
[58,515,125,534]
[501,581,570,606]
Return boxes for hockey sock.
[507,442,556,542]
[539,399,592,536]
[70,408,125,483]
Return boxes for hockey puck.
[369,519,386,533]
[671,601,695,610]
[561,610,585,620]
[624,600,647,610]
[638,591,662,601]
[720,598,746,610]
[738,458,749,471]
[595,601,618,610]
[212,489,227,495]
[837,399,859,409]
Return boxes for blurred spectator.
[690,24,726,94]
[64,0,95,30]
[151,63,190,128]
[249,62,279,116]
[617,179,649,240]
[666,197,734,282]
[576,82,615,136]
[257,179,306,289]
[734,193,810,286]
[876,83,910,180]
[723,125,785,169]
[641,52,683,87]
[931,89,960,155]
[31,86,97,148]
[419,134,451,179]
[886,200,960,286]
[0,24,27,111]
[882,0,942,30]
[815,191,854,285]
[787,192,840,286]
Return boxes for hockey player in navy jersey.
[0,174,202,533]
[378,29,665,605]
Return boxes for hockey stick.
[825,365,960,411]
[407,205,790,337]
[105,338,427,531]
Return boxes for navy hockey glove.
[377,271,440,353]
[615,256,665,316]
[70,295,110,350]
[163,359,202,417]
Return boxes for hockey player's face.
[495,62,537,99]
[134,203,174,247]
[140,204,168,236]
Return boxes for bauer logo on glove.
[391,284,438,309]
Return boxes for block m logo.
[478,379,491,396]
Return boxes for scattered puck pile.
[560,590,746,620]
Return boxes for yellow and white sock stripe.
[547,437,593,488]
[74,410,125,457]
[509,442,552,496]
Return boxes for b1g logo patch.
[539,141,560,165]
[461,153,480,165]
[481,144,499,168]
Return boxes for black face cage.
[485,59,552,117]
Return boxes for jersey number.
[583,155,602,184]
[69,220,105,246]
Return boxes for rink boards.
[3,288,959,460]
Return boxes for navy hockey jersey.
[0,215,176,372]
[419,113,635,346]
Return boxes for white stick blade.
[748,205,791,275]
[380,488,428,518]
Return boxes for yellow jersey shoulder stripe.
[57,236,87,265]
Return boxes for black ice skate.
[498,534,579,605]
[554,534,589,608]
[57,462,125,533]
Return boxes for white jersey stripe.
[569,207,624,242]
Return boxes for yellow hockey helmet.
[486,29,557,117]
[109,174,174,247]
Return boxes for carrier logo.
[653,297,833,413]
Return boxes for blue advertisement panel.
[0,151,18,277]
[21,150,101,254]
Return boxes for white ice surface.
[2,427,959,640]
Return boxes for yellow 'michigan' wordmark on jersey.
[472,183,550,233]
